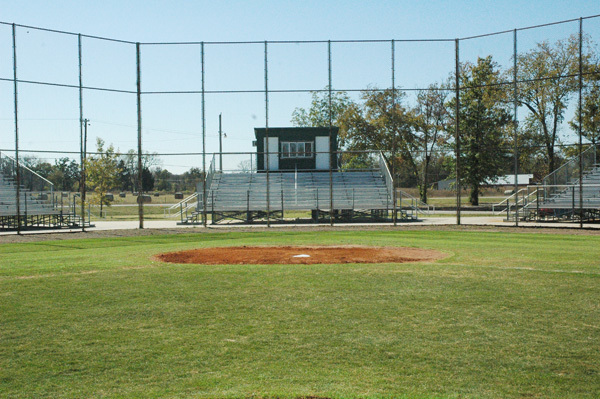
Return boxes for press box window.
[281,141,313,158]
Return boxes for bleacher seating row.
[0,174,58,217]
[525,165,600,211]
[204,171,391,212]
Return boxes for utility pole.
[219,113,223,172]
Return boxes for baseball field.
[1,227,598,398]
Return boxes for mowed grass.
[0,229,599,398]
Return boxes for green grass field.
[1,229,599,398]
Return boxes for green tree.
[182,167,204,192]
[141,167,155,192]
[86,138,121,216]
[291,87,427,189]
[291,88,379,170]
[291,89,354,136]
[48,157,80,192]
[339,89,419,182]
[569,66,600,150]
[516,34,589,175]
[21,156,52,191]
[119,150,159,193]
[117,159,132,192]
[414,83,450,202]
[448,56,512,205]
[153,167,173,191]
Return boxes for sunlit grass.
[1,230,598,398]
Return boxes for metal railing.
[165,192,198,218]
[0,151,55,193]
[378,151,394,203]
[0,151,56,216]
[396,189,434,217]
[492,187,542,220]
[542,145,597,194]
[522,183,600,221]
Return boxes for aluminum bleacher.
[523,163,600,221]
[176,151,415,224]
[201,170,396,223]
[0,152,87,230]
[209,171,390,211]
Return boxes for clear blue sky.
[1,1,599,172]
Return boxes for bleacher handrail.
[0,151,55,188]
[378,151,394,202]
[396,189,433,215]
[542,145,597,187]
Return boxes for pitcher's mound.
[156,246,447,265]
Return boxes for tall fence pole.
[328,40,334,226]
[219,113,223,172]
[455,38,461,225]
[265,41,270,227]
[578,17,584,229]
[12,24,21,234]
[136,42,144,229]
[202,42,207,227]
[391,39,397,226]
[78,34,86,232]
[513,29,519,226]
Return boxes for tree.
[569,65,600,150]
[291,87,428,191]
[338,89,420,188]
[516,34,587,175]
[414,83,450,202]
[291,89,354,135]
[141,167,154,192]
[292,89,372,169]
[181,167,204,192]
[448,56,512,205]
[119,150,159,193]
[86,138,121,216]
[117,159,132,192]
[20,156,52,191]
[48,157,80,192]
[237,159,254,173]
[153,167,173,191]
[513,125,550,182]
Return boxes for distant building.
[254,127,338,172]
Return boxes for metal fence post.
[328,40,334,226]
[513,29,519,227]
[264,41,270,227]
[136,42,144,229]
[578,17,584,228]
[391,39,397,226]
[211,190,215,224]
[12,24,21,234]
[536,188,540,221]
[78,34,86,232]
[572,186,575,219]
[202,42,207,227]
[399,190,403,220]
[455,38,461,226]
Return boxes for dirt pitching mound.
[156,245,447,265]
